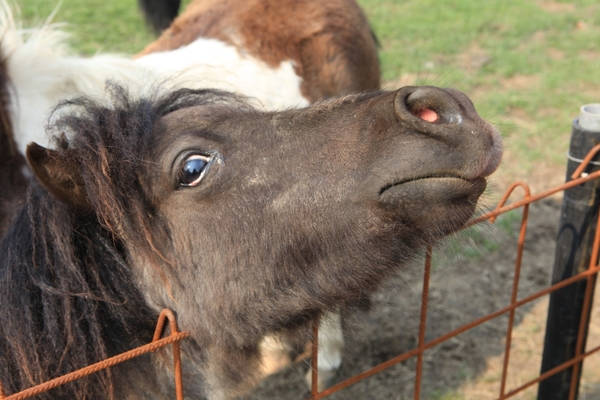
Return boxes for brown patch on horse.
[136,0,380,101]
[0,55,28,238]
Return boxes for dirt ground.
[239,177,600,399]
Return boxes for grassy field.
[20,0,600,196]
[20,0,154,54]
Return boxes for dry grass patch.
[580,50,600,61]
[547,48,565,60]
[457,43,492,73]
[535,1,576,13]
[501,75,541,92]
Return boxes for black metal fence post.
[538,104,600,400]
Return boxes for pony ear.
[26,143,90,212]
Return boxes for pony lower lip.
[380,175,470,195]
[379,177,486,202]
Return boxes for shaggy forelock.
[47,83,250,255]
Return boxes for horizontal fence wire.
[4,147,600,400]
[0,309,189,400]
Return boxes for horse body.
[136,0,380,101]
[1,84,502,399]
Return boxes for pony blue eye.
[180,154,210,187]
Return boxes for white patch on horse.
[135,38,309,111]
[0,4,146,154]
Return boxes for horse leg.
[305,310,344,391]
[258,335,294,377]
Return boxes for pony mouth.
[380,175,483,194]
[379,176,487,206]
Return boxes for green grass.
[495,209,523,236]
[20,0,154,54]
[445,225,500,260]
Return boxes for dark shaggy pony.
[0,0,380,392]
[0,82,502,399]
[0,86,247,399]
[0,56,27,236]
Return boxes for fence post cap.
[578,104,600,132]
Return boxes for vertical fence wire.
[311,315,321,397]
[497,183,531,398]
[413,246,433,400]
[568,209,600,400]
[152,309,186,400]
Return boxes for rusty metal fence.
[4,128,600,400]
[307,147,600,400]
[0,309,189,400]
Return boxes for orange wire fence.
[4,148,600,400]
[307,145,600,400]
[0,309,189,400]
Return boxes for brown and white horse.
[0,0,380,391]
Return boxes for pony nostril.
[414,108,439,123]
[401,87,462,125]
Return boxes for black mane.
[0,84,247,398]
[0,52,28,238]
